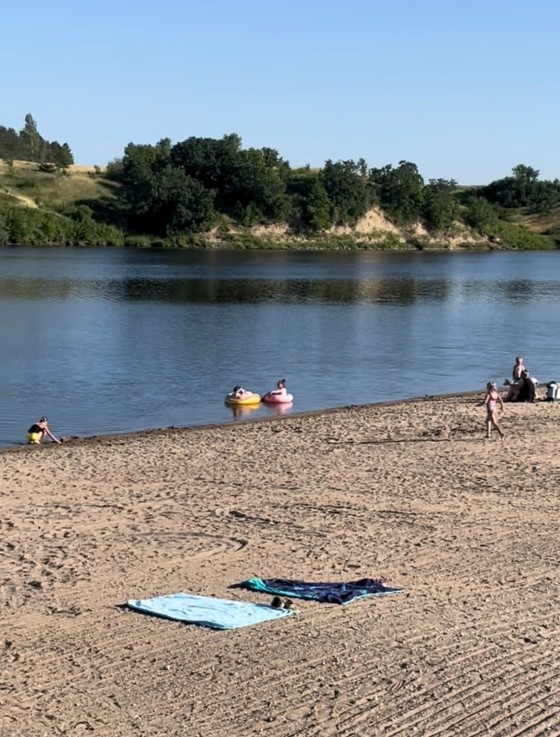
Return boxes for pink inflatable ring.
[262,391,294,404]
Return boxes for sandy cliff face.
[331,207,402,235]
[244,207,489,248]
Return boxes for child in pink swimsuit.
[484,383,505,439]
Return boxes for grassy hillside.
[0,160,124,221]
[0,160,126,246]
[503,203,560,239]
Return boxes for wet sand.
[1,394,559,736]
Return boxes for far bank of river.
[93,227,555,251]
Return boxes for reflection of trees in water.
[2,275,553,306]
[498,280,537,302]
[360,278,451,305]
[119,277,453,305]
[462,279,552,303]
[0,277,75,299]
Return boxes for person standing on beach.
[484,383,504,439]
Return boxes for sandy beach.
[1,394,559,737]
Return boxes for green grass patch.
[486,221,555,250]
[0,163,125,214]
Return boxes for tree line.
[0,114,74,169]
[110,135,560,239]
[112,137,462,235]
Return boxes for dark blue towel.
[238,577,403,604]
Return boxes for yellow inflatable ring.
[225,392,261,406]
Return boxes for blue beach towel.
[127,592,294,630]
[237,577,404,605]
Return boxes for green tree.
[154,167,215,233]
[303,177,331,232]
[512,164,539,184]
[122,139,218,234]
[49,141,74,169]
[0,126,22,160]
[121,139,172,225]
[131,164,215,235]
[106,157,125,180]
[19,113,43,162]
[482,164,560,210]
[369,161,425,226]
[171,134,243,210]
[170,135,291,223]
[69,206,124,245]
[532,180,560,213]
[463,196,497,230]
[322,159,371,225]
[122,138,172,184]
[422,179,458,231]
[227,147,290,224]
[7,209,35,244]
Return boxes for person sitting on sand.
[515,370,537,403]
[504,356,539,402]
[504,380,522,402]
[484,383,505,439]
[512,356,526,381]
[505,357,530,401]
[27,416,61,444]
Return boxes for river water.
[1,246,559,447]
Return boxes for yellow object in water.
[225,392,261,406]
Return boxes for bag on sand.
[546,381,560,401]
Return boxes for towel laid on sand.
[238,577,404,604]
[127,592,294,630]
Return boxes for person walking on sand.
[484,383,504,439]
[27,416,61,444]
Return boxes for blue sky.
[3,0,559,183]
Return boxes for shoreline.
[2,240,556,251]
[0,389,483,455]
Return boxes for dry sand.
[1,394,559,737]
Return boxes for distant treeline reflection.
[2,276,554,305]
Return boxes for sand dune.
[1,394,559,736]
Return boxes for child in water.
[484,383,504,439]
[268,379,288,397]
[27,416,61,444]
